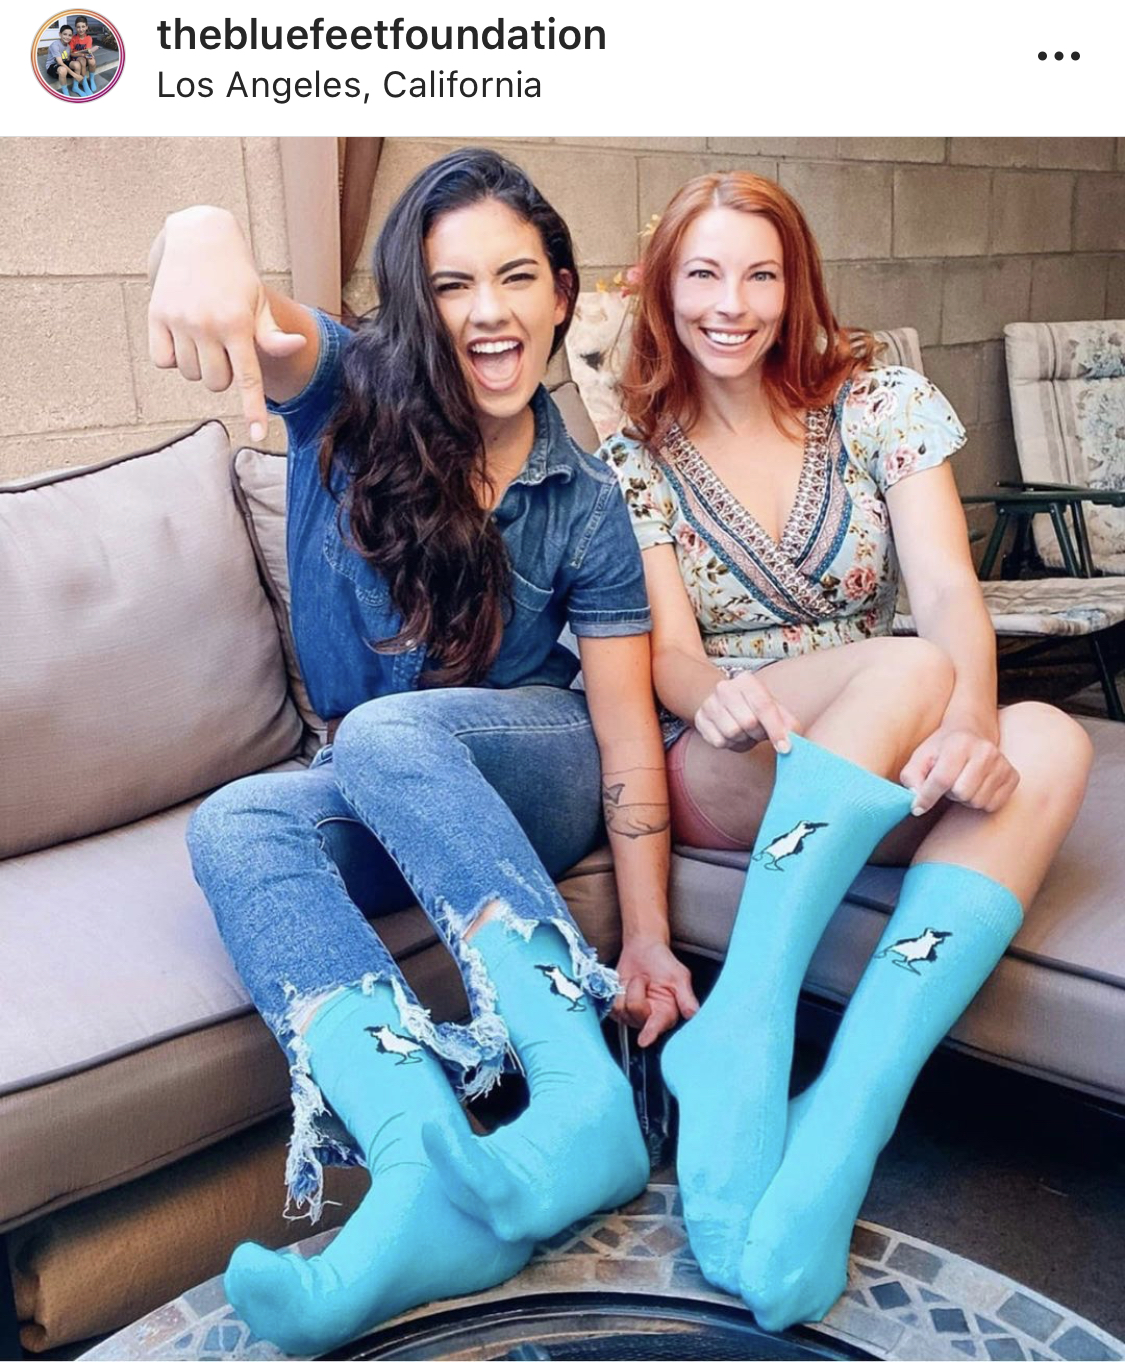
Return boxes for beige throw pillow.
[0,422,303,857]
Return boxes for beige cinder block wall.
[348,137,1125,501]
[0,138,291,480]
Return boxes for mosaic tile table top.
[82,1184,1124,1362]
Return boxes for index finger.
[912,751,963,815]
[741,680,791,754]
[226,330,268,441]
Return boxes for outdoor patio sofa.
[3,381,1125,1355]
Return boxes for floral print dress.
[599,366,966,739]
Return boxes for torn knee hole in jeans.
[275,969,509,1223]
[436,884,625,1025]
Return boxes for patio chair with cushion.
[1005,319,1125,578]
[880,328,1125,721]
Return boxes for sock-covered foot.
[662,736,913,1292]
[424,921,648,1242]
[739,862,1022,1331]
[224,987,533,1356]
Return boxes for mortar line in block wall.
[239,137,255,260]
[0,272,156,284]
[120,278,144,425]
[1069,174,1080,265]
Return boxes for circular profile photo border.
[32,9,124,102]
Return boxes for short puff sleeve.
[841,365,967,495]
[597,433,677,550]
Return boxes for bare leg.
[672,636,957,850]
[676,638,1092,903]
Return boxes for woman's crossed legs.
[187,685,647,1352]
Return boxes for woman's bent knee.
[187,776,267,869]
[843,637,956,734]
[1000,702,1094,793]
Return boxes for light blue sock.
[84,76,96,93]
[424,921,649,1241]
[224,986,533,1356]
[662,735,914,1291]
[740,861,1023,1332]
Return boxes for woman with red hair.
[601,172,1092,1331]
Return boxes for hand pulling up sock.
[424,920,649,1242]
[224,985,533,1357]
[739,861,1023,1332]
[662,735,914,1292]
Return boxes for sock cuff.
[895,860,1024,944]
[777,734,915,823]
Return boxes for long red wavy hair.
[620,172,875,444]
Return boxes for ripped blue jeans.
[186,684,617,1219]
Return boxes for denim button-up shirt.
[268,311,651,722]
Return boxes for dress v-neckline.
[662,407,834,562]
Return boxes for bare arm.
[148,206,318,437]
[888,463,1019,812]
[577,631,698,1044]
[644,543,796,753]
[890,463,998,732]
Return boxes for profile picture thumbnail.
[33,11,123,100]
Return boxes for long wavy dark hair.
[318,148,579,687]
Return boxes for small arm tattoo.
[601,767,670,839]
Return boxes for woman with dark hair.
[601,171,1092,1330]
[149,148,697,1354]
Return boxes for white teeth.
[469,339,521,355]
[703,329,753,347]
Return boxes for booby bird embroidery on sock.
[751,820,829,871]
[535,963,587,1010]
[875,928,952,975]
[365,1024,424,1063]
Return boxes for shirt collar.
[512,386,576,486]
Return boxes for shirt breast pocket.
[321,520,392,610]
[509,569,553,618]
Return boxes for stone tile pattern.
[6,136,1125,497]
[343,137,1125,496]
[83,1185,1123,1362]
[0,139,291,479]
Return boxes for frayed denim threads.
[187,684,616,1218]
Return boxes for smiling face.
[671,206,786,389]
[425,198,569,434]
[75,19,88,34]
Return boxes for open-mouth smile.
[467,337,524,391]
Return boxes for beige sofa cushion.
[231,445,326,744]
[0,766,481,1230]
[0,422,303,856]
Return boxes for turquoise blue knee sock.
[739,862,1023,1332]
[424,921,649,1241]
[224,986,533,1356]
[662,735,914,1291]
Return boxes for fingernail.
[775,739,791,754]
[250,421,264,441]
[911,803,925,817]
